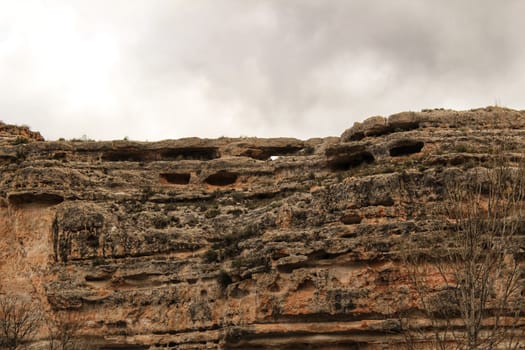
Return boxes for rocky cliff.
[1,107,525,349]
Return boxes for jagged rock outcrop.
[1,107,525,349]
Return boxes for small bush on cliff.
[15,147,28,161]
[203,248,218,263]
[12,136,28,145]
[204,208,220,219]
[217,270,232,290]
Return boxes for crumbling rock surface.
[1,107,525,349]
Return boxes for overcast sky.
[1,1,524,141]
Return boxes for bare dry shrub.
[0,294,42,350]
[400,160,525,350]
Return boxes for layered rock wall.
[1,107,525,349]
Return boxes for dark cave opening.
[389,140,424,157]
[205,171,238,186]
[160,173,191,185]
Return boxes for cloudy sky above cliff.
[1,1,524,140]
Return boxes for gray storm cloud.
[0,0,524,140]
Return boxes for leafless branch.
[0,294,42,350]
[400,156,525,349]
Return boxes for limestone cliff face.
[1,107,525,349]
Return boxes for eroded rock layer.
[1,107,525,349]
